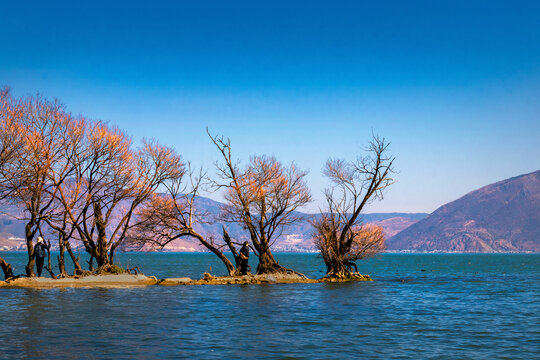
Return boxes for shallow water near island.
[1,252,538,359]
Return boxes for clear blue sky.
[1,0,539,213]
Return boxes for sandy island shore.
[0,274,158,288]
[0,273,372,288]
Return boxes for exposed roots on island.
[1,270,375,288]
[256,263,307,279]
[183,272,316,285]
[320,271,373,282]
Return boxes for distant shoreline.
[1,250,539,254]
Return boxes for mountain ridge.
[2,170,538,252]
[387,170,540,252]
[0,197,427,252]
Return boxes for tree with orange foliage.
[0,87,183,276]
[54,121,183,272]
[209,131,312,275]
[313,135,395,279]
[0,88,75,276]
[127,165,243,276]
[0,87,20,278]
[41,116,88,276]
[0,87,25,196]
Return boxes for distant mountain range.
[0,195,426,252]
[1,170,538,253]
[387,170,540,252]
[121,201,427,252]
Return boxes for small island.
[0,88,392,287]
[0,271,372,289]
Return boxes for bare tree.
[128,165,243,276]
[42,179,86,277]
[40,116,88,276]
[0,87,26,199]
[0,88,90,277]
[0,88,182,276]
[55,122,182,272]
[209,131,312,275]
[42,212,82,277]
[313,135,395,279]
[0,87,21,278]
[0,91,75,276]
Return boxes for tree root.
[0,256,14,280]
[44,266,57,279]
[126,266,141,275]
[256,263,307,278]
[321,270,372,282]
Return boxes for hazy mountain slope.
[0,195,426,251]
[156,199,426,251]
[387,170,540,252]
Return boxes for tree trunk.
[325,261,348,277]
[88,254,95,270]
[255,247,306,277]
[109,246,116,265]
[95,251,110,270]
[222,228,242,275]
[256,249,286,274]
[192,232,236,276]
[65,240,84,275]
[214,251,235,276]
[57,234,66,277]
[44,243,56,279]
[92,201,111,271]
[94,244,114,274]
[0,256,14,280]
[323,258,361,280]
[24,222,36,277]
[93,233,110,270]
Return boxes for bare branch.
[313,134,395,278]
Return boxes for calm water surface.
[0,252,538,359]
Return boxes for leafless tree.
[313,135,395,279]
[0,87,26,199]
[128,165,244,275]
[0,87,21,278]
[55,122,183,272]
[0,88,184,276]
[39,115,88,276]
[209,130,312,275]
[42,183,86,277]
[0,90,75,276]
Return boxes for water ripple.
[0,253,538,359]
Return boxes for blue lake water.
[0,252,538,359]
